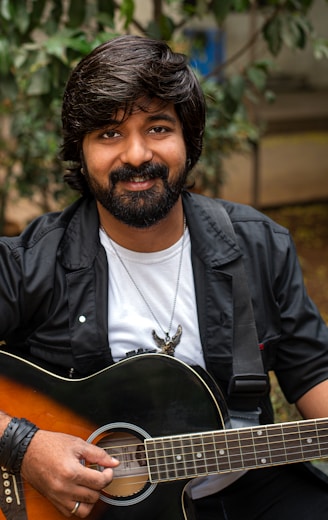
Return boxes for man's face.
[82,101,188,228]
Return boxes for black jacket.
[1,192,327,419]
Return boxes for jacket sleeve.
[0,239,25,338]
[270,232,328,403]
[229,204,328,405]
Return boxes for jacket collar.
[182,191,241,267]
[58,197,101,270]
[59,192,241,270]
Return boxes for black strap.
[200,198,268,410]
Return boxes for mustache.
[110,163,169,185]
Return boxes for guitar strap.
[198,197,268,413]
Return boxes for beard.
[83,161,188,228]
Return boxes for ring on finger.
[70,501,81,515]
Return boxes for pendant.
[152,325,182,356]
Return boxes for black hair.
[61,35,206,195]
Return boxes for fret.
[212,431,231,472]
[182,435,198,477]
[267,424,288,465]
[164,438,178,479]
[190,434,207,476]
[170,436,187,479]
[281,423,303,462]
[202,432,219,474]
[237,428,256,468]
[145,438,170,482]
[225,430,244,470]
[299,421,319,459]
[297,422,305,460]
[315,419,328,458]
[298,420,323,460]
[146,418,328,485]
[252,425,272,468]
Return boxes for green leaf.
[159,14,175,40]
[246,65,268,91]
[13,47,28,69]
[263,16,283,55]
[13,1,30,34]
[313,38,328,59]
[0,0,12,21]
[227,75,246,102]
[146,20,162,40]
[42,29,85,63]
[120,0,134,29]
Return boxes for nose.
[120,134,153,167]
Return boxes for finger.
[74,462,116,491]
[68,501,94,518]
[80,443,120,468]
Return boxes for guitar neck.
[145,418,328,483]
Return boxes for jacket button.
[78,315,86,323]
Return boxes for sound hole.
[87,423,156,506]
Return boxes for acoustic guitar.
[0,350,327,520]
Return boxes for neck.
[97,198,185,253]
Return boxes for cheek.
[166,139,187,168]
[83,145,113,177]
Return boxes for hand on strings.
[21,429,119,518]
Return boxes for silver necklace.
[101,219,186,356]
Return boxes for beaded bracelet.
[0,418,39,474]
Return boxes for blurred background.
[0,0,327,421]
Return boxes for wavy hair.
[61,35,206,196]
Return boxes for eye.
[100,129,121,139]
[148,126,170,135]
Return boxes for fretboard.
[145,418,328,483]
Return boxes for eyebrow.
[146,113,177,124]
[101,112,177,129]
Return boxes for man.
[0,35,328,519]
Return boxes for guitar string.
[18,419,328,498]
[95,423,328,455]
[21,423,328,498]
[91,429,328,473]
[102,425,328,459]
[19,422,328,499]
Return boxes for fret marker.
[219,449,225,456]
[257,430,263,436]
[176,455,182,462]
[261,458,267,464]
[196,453,203,459]
[307,438,313,444]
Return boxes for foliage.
[0,0,327,232]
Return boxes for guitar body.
[0,351,228,520]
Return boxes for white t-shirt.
[100,226,204,368]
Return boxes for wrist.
[0,418,39,474]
